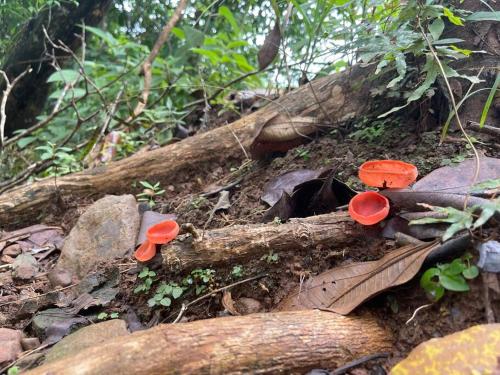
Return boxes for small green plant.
[261,250,279,264]
[295,147,310,161]
[190,196,209,209]
[36,141,81,176]
[134,267,157,294]
[7,366,20,375]
[97,312,119,320]
[420,254,479,301]
[350,119,387,143]
[410,198,500,241]
[147,282,184,307]
[272,217,282,225]
[231,265,244,278]
[189,268,216,295]
[136,181,165,207]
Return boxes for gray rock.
[48,268,73,288]
[32,308,86,342]
[56,195,140,278]
[45,319,129,363]
[236,297,263,314]
[0,328,22,365]
[12,253,39,280]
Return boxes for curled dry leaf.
[277,240,439,315]
[258,19,281,70]
[222,290,240,316]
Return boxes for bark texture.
[25,310,392,375]
[0,66,374,226]
[1,0,112,136]
[163,212,355,271]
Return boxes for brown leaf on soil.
[258,20,281,70]
[222,290,240,316]
[278,240,439,315]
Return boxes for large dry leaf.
[261,169,321,206]
[278,241,439,315]
[258,19,281,70]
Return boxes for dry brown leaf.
[278,241,439,315]
[258,20,281,70]
[222,290,240,316]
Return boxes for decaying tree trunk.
[25,310,393,375]
[163,212,355,271]
[1,0,112,136]
[0,66,374,226]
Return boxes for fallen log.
[0,66,373,227]
[25,310,392,375]
[163,211,356,271]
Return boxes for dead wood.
[25,310,392,375]
[162,211,355,271]
[0,66,374,226]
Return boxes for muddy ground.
[1,118,499,373]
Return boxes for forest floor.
[1,116,499,373]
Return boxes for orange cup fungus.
[134,220,179,262]
[348,191,389,225]
[358,160,418,188]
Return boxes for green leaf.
[191,48,220,64]
[449,45,472,57]
[472,179,500,192]
[466,11,500,22]
[47,69,80,83]
[147,298,157,307]
[442,259,466,276]
[218,6,240,35]
[429,18,444,41]
[138,267,150,278]
[439,274,469,291]
[110,312,119,319]
[473,198,500,229]
[227,40,247,49]
[420,268,445,301]
[85,25,118,46]
[172,287,183,299]
[479,72,500,127]
[160,297,171,307]
[443,7,464,26]
[171,27,185,40]
[97,312,108,320]
[17,136,36,149]
[463,266,479,280]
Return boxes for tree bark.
[0,66,374,227]
[25,310,392,375]
[1,0,112,136]
[163,212,356,271]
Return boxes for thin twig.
[0,68,32,147]
[418,20,481,209]
[172,273,267,323]
[406,303,432,325]
[130,0,189,119]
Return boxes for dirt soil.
[1,118,499,374]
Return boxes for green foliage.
[231,265,244,278]
[295,147,310,161]
[420,253,479,301]
[7,366,20,375]
[97,312,119,320]
[261,251,279,264]
[350,119,388,143]
[189,268,216,295]
[136,181,165,207]
[410,198,500,241]
[35,142,82,176]
[479,72,500,127]
[134,267,157,294]
[147,282,184,308]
